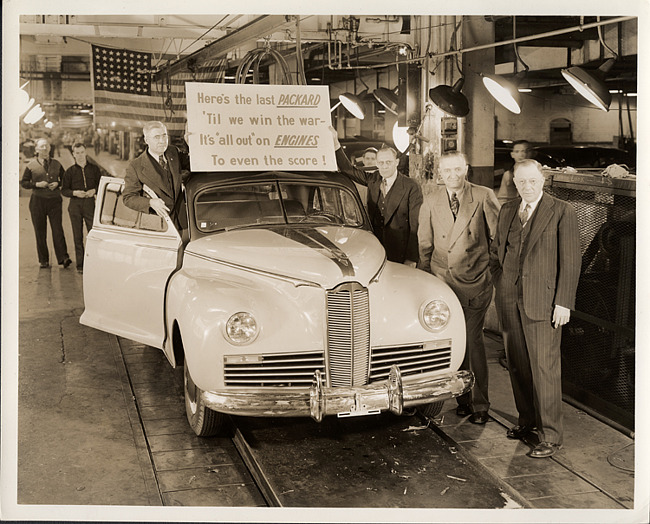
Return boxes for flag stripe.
[92,43,226,135]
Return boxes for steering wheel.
[299,210,343,224]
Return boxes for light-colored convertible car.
[81,170,473,436]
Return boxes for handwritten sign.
[185,83,336,172]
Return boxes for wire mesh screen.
[547,180,635,431]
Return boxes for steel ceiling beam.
[152,15,293,81]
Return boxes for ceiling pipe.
[153,15,293,81]
[325,16,635,71]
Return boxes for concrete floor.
[5,147,645,523]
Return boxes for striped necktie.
[450,192,460,218]
[519,203,531,225]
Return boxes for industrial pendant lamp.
[330,92,366,119]
[338,91,366,119]
[483,16,529,115]
[429,77,469,117]
[561,20,618,112]
[561,59,615,111]
[372,87,399,115]
[482,72,524,114]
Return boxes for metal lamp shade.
[373,87,399,115]
[428,78,470,117]
[338,92,366,119]
[561,59,615,112]
[482,74,522,114]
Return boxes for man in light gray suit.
[418,151,500,424]
[489,159,581,458]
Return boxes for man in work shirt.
[20,137,72,269]
[61,143,102,273]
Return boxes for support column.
[462,16,495,188]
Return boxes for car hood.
[185,225,386,288]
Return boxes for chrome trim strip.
[185,250,321,288]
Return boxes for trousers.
[68,198,95,269]
[29,194,69,265]
[495,276,563,444]
[455,285,493,412]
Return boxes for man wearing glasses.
[331,128,422,266]
[490,159,580,458]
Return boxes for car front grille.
[369,341,453,382]
[326,282,370,387]
[223,351,325,387]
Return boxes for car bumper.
[201,365,474,421]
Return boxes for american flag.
[91,44,226,136]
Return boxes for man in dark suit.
[489,159,580,458]
[123,121,186,229]
[418,151,500,424]
[331,129,422,266]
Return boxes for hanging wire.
[597,16,619,59]
[295,16,308,85]
[513,16,530,73]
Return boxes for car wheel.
[184,359,227,437]
[417,401,444,419]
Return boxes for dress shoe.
[469,411,489,424]
[61,258,72,269]
[506,424,535,439]
[529,441,562,458]
[39,262,50,269]
[455,404,472,417]
[77,267,83,274]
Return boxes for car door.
[80,176,181,349]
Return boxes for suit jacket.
[489,192,581,321]
[336,148,422,263]
[418,181,500,303]
[123,145,183,214]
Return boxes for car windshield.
[194,181,366,232]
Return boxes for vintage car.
[80,170,472,436]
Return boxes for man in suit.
[331,129,422,266]
[123,121,187,230]
[489,159,580,458]
[418,151,500,424]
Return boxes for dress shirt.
[520,191,544,218]
[381,172,398,195]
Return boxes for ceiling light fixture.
[330,92,366,119]
[372,87,399,115]
[429,77,469,117]
[482,72,524,114]
[561,17,618,112]
[429,22,470,118]
[482,16,529,114]
[561,58,615,112]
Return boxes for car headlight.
[225,312,259,345]
[420,300,451,332]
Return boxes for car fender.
[166,262,327,391]
[368,262,467,371]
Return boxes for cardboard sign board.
[185,83,336,172]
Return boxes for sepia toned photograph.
[2,1,647,522]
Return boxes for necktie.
[450,192,460,218]
[43,158,49,173]
[159,154,173,195]
[519,203,531,225]
[381,178,387,196]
